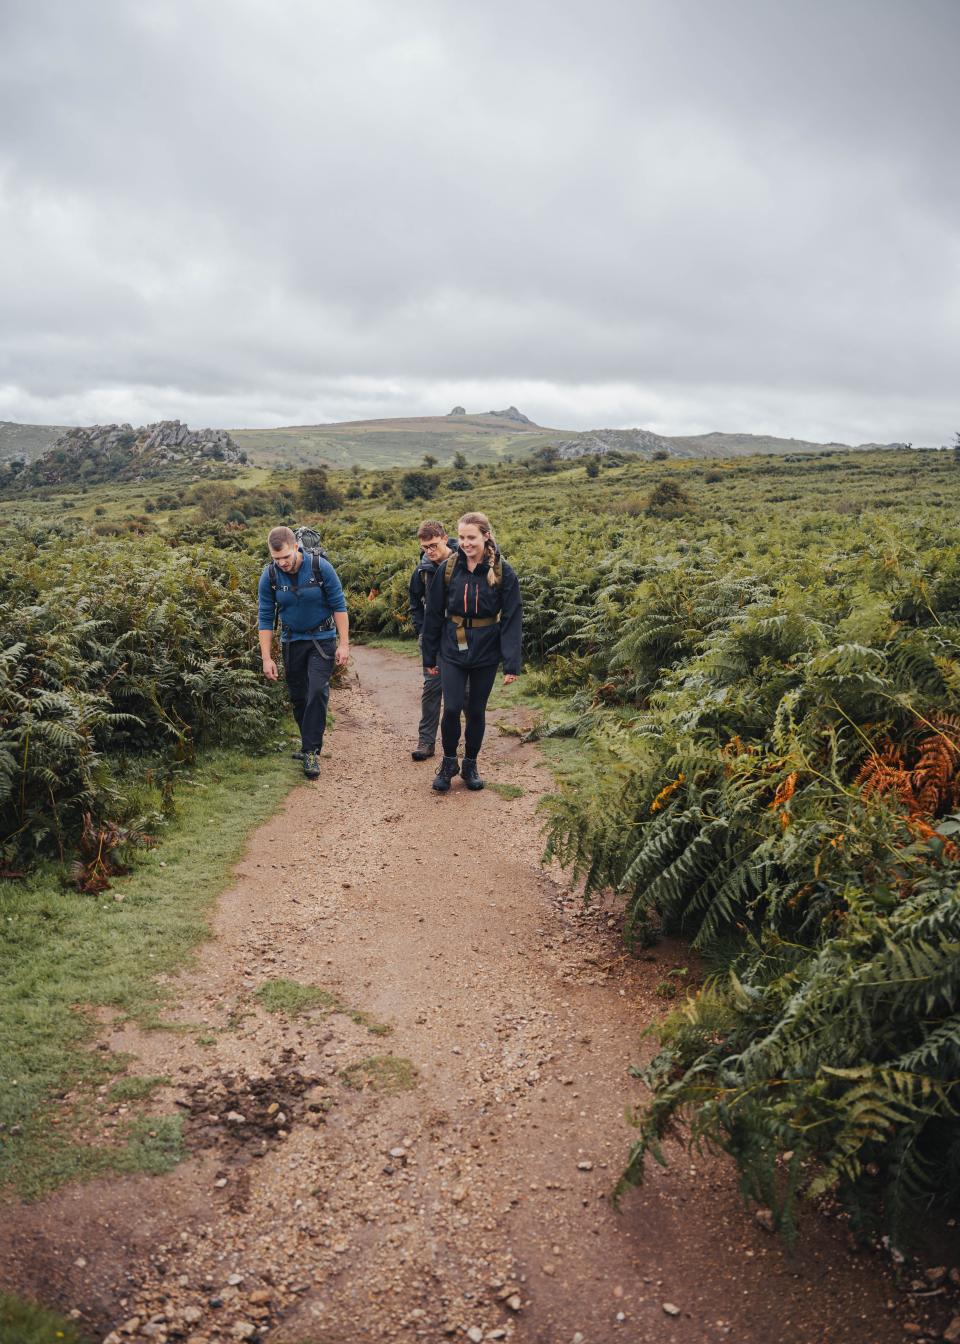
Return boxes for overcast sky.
[1,0,957,443]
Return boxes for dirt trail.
[0,648,929,1343]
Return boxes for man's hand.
[262,658,279,682]
[335,642,350,668]
[503,673,518,685]
[426,666,440,677]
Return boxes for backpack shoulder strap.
[311,551,322,585]
[443,551,457,588]
[268,561,278,591]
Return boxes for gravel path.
[0,647,930,1343]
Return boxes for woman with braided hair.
[421,511,522,792]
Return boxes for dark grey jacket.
[408,540,459,635]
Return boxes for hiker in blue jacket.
[258,526,349,780]
[421,511,521,793]
[407,520,459,761]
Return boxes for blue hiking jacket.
[258,549,347,643]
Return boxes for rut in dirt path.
[0,647,919,1344]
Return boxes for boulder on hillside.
[447,405,466,416]
[554,427,677,460]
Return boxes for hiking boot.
[431,755,460,792]
[461,757,484,790]
[303,750,321,780]
[291,749,305,761]
[411,742,435,761]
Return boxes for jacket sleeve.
[499,563,522,675]
[421,561,447,667]
[257,566,276,632]
[408,565,425,635]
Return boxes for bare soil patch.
[0,647,949,1343]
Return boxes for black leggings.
[439,660,499,758]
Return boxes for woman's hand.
[503,673,518,685]
[426,666,440,677]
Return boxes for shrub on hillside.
[298,468,344,513]
[645,480,694,518]
[0,535,284,871]
[400,471,437,501]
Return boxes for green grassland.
[231,412,559,469]
[0,420,65,464]
[4,411,918,480]
[3,442,960,1242]
[230,416,910,470]
[0,749,294,1198]
[0,1292,91,1344]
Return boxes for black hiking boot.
[432,755,460,792]
[461,757,484,790]
[411,742,435,761]
[303,750,321,780]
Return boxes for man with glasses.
[408,520,457,760]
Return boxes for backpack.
[268,526,333,633]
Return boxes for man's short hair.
[268,525,297,552]
[417,520,447,541]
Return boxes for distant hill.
[231,409,553,469]
[552,427,914,462]
[664,430,911,457]
[2,420,247,491]
[233,411,915,468]
[0,420,65,463]
[0,410,920,478]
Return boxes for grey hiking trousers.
[416,633,442,748]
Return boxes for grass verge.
[0,1292,92,1344]
[0,747,294,1199]
[358,635,419,658]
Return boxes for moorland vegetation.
[2,444,960,1244]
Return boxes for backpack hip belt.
[449,613,499,651]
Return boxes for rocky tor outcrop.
[554,427,686,460]
[13,419,247,488]
[487,405,535,425]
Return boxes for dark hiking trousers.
[439,660,498,759]
[283,638,335,752]
[417,633,442,748]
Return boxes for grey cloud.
[0,0,957,440]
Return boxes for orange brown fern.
[856,715,960,858]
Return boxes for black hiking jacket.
[421,546,522,674]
